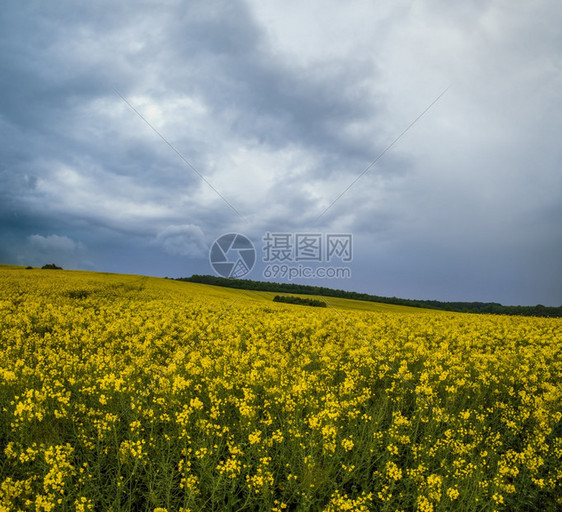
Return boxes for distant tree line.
[273,295,327,308]
[178,275,562,318]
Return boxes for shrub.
[273,295,327,307]
[41,263,63,270]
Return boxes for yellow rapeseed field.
[0,266,560,511]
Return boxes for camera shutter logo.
[209,233,256,278]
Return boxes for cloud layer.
[1,0,561,305]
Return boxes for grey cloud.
[28,234,82,253]
[155,224,207,257]
[23,233,87,269]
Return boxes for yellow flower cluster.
[0,266,560,510]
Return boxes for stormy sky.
[1,0,561,306]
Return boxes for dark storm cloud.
[154,2,379,158]
[1,0,377,217]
